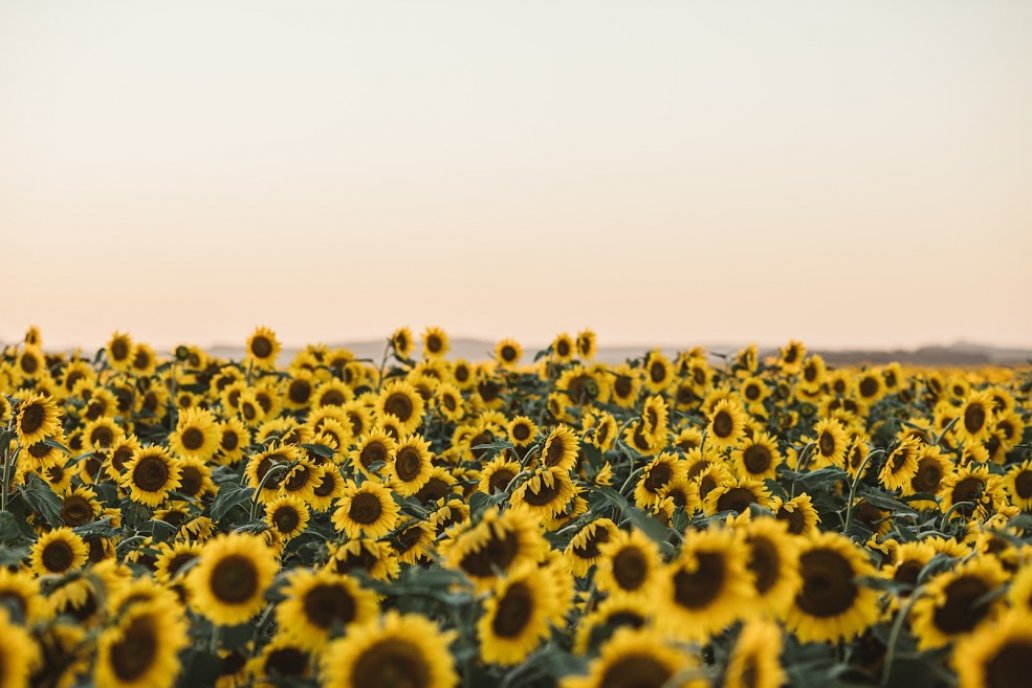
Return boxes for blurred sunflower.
[31,527,88,576]
[785,532,879,644]
[276,569,379,651]
[562,627,704,688]
[245,326,281,369]
[188,533,278,625]
[478,564,559,665]
[321,611,457,688]
[421,326,450,360]
[707,399,747,450]
[94,598,188,688]
[0,611,39,687]
[910,556,1008,650]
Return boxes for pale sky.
[2,1,1031,351]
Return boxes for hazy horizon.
[3,1,1031,351]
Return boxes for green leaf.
[18,474,63,527]
[592,487,673,544]
[0,511,22,543]
[211,483,255,522]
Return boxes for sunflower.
[778,340,805,374]
[565,518,619,577]
[0,569,43,622]
[609,364,641,409]
[573,595,650,654]
[30,526,88,576]
[595,528,667,600]
[707,399,747,451]
[94,598,188,688]
[106,331,135,371]
[575,329,597,359]
[884,541,937,594]
[1005,459,1032,511]
[389,435,434,496]
[785,531,880,644]
[325,538,400,581]
[478,564,559,666]
[811,418,848,469]
[275,569,378,652]
[856,370,884,404]
[659,527,754,640]
[732,432,782,481]
[540,425,579,471]
[551,332,576,363]
[390,326,415,359]
[154,540,203,585]
[879,438,922,491]
[910,556,1008,650]
[493,338,523,370]
[724,618,786,688]
[903,445,953,506]
[703,477,770,516]
[510,467,576,518]
[129,343,158,377]
[321,611,457,688]
[392,518,436,565]
[953,610,1032,688]
[15,392,61,446]
[351,429,396,477]
[441,507,547,589]
[421,326,450,360]
[956,391,996,445]
[562,627,704,688]
[82,416,123,453]
[122,446,182,507]
[502,416,535,450]
[187,533,279,625]
[0,611,39,687]
[264,495,311,541]
[246,326,281,370]
[633,453,684,508]
[59,486,103,528]
[332,479,399,539]
[643,350,673,393]
[939,465,1004,521]
[377,380,425,434]
[246,635,312,686]
[478,455,522,494]
[740,517,801,616]
[435,383,465,422]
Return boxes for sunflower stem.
[843,449,884,538]
[933,417,959,446]
[881,587,923,686]
[1,413,16,512]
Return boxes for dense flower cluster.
[0,325,1030,688]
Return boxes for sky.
[2,0,1031,352]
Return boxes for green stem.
[882,588,923,685]
[843,449,884,536]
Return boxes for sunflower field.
[1,325,1030,688]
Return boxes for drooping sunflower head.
[878,437,922,492]
[442,507,547,589]
[540,424,579,471]
[245,326,281,370]
[510,467,576,518]
[390,326,415,360]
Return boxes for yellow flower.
[187,533,279,625]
